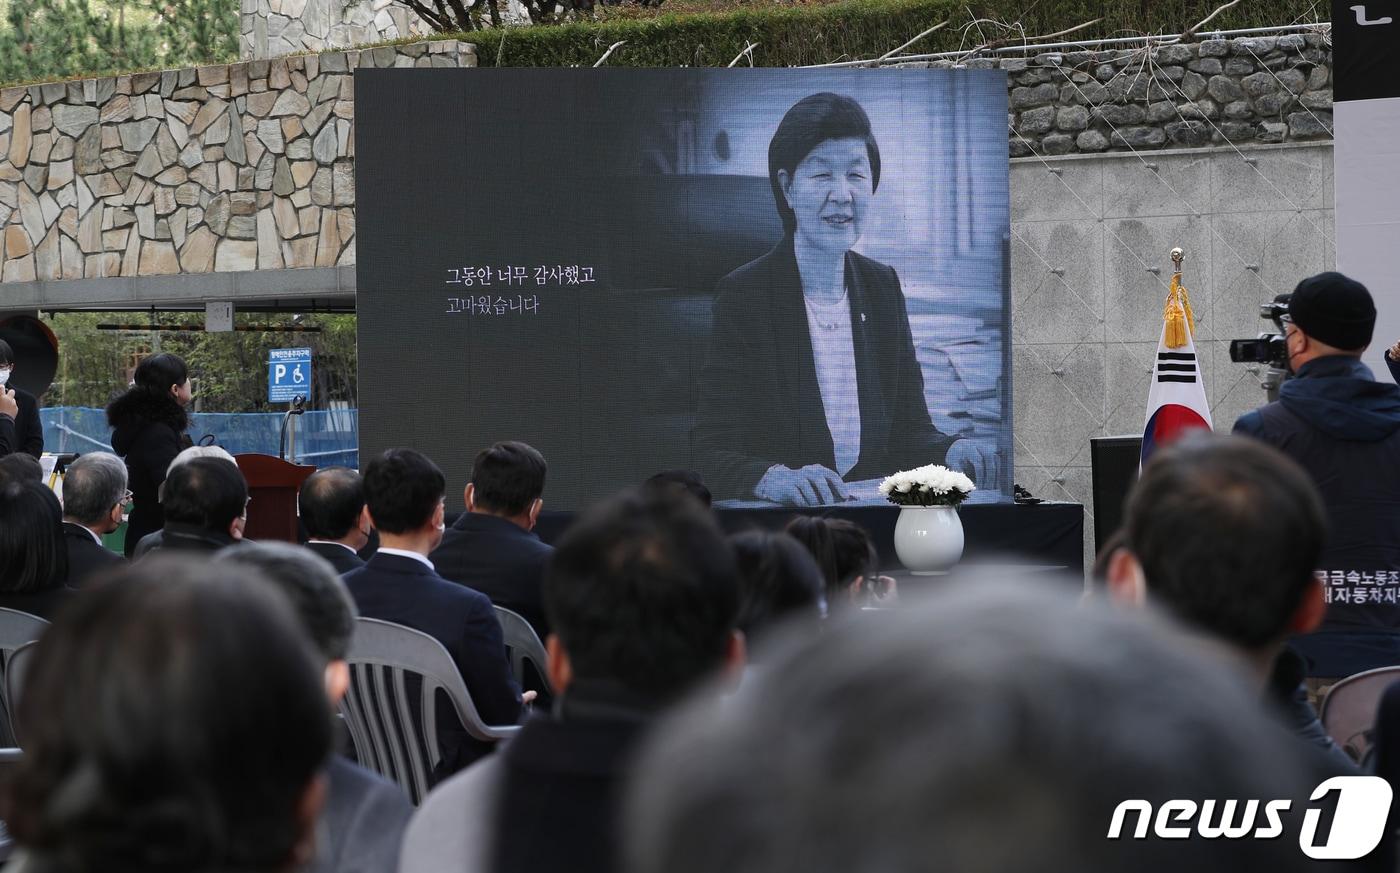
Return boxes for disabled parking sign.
[268,348,312,404]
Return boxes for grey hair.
[62,452,129,526]
[217,541,357,664]
[627,579,1320,873]
[167,444,237,475]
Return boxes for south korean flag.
[1141,308,1213,466]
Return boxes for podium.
[234,454,316,543]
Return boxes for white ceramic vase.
[893,505,964,575]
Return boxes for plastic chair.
[494,606,553,696]
[0,747,19,863]
[0,609,49,747]
[1320,665,1400,764]
[3,642,35,746]
[339,617,520,805]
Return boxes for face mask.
[0,367,11,386]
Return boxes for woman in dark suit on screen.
[694,92,997,505]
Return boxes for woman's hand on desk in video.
[946,439,999,487]
[755,464,853,506]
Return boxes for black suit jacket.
[343,553,522,776]
[9,388,42,458]
[61,522,124,588]
[306,540,367,575]
[431,513,553,640]
[693,238,956,500]
[0,413,14,457]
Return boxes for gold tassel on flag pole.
[1163,246,1196,349]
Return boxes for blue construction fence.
[41,407,359,469]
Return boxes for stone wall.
[240,0,433,61]
[918,33,1333,157]
[0,41,475,286]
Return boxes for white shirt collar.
[307,539,357,554]
[375,547,435,571]
[70,522,103,545]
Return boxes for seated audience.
[730,530,824,647]
[300,467,373,574]
[58,452,128,587]
[0,478,70,620]
[0,452,42,483]
[432,441,553,640]
[3,557,331,873]
[642,469,712,509]
[785,516,893,609]
[133,445,242,557]
[219,542,412,873]
[400,489,743,873]
[141,456,249,555]
[1105,433,1354,771]
[627,582,1334,873]
[344,448,526,778]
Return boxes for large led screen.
[356,68,1012,509]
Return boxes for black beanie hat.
[1285,272,1375,351]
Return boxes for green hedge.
[443,0,1325,68]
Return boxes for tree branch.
[1181,0,1242,41]
[593,39,626,66]
[873,19,948,63]
[727,41,758,67]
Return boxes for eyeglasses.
[117,489,133,507]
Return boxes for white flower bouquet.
[878,464,975,508]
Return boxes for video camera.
[1228,294,1292,402]
[1228,295,1291,368]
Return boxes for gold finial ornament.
[1163,247,1195,349]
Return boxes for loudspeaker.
[1091,436,1142,555]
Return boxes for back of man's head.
[1121,433,1326,650]
[0,453,42,484]
[471,441,547,516]
[63,452,128,527]
[363,448,445,535]
[219,541,357,665]
[642,470,712,509]
[162,456,249,533]
[544,489,739,702]
[299,467,365,541]
[627,582,1319,873]
[6,556,330,872]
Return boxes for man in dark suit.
[59,452,127,586]
[142,457,248,555]
[432,441,552,640]
[300,467,372,575]
[0,339,44,458]
[220,542,412,873]
[343,449,529,779]
[400,489,745,873]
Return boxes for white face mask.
[0,367,11,386]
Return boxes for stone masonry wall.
[0,41,475,285]
[920,33,1333,157]
[240,0,433,61]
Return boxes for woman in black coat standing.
[106,353,194,557]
